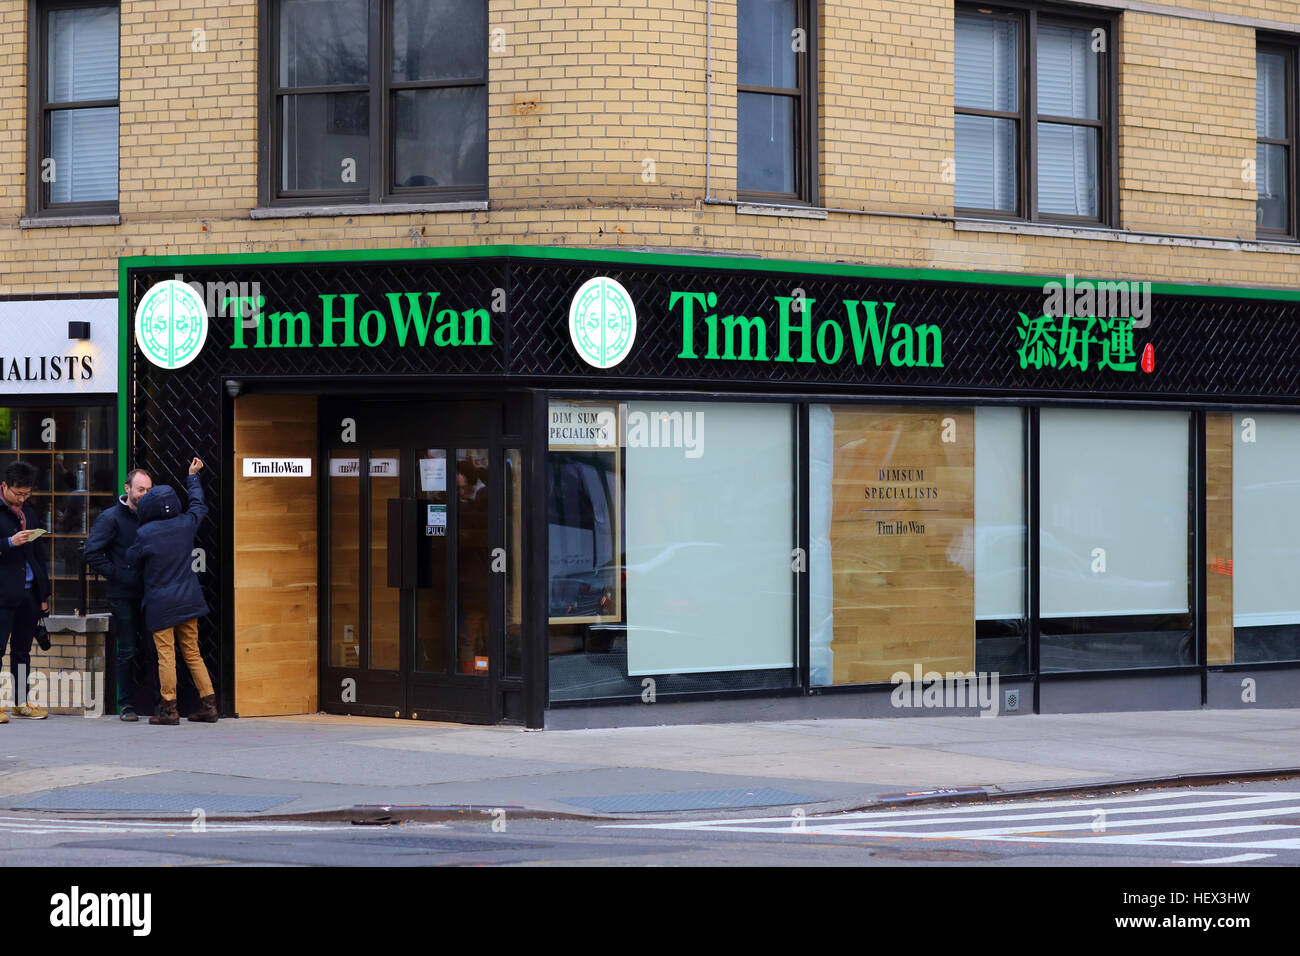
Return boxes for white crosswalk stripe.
[606,790,1300,858]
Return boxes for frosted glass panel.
[975,407,1025,620]
[624,402,794,674]
[1233,414,1300,627]
[1040,409,1188,617]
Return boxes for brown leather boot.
[187,695,218,723]
[149,699,179,725]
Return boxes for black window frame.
[259,0,489,208]
[736,0,819,207]
[27,0,120,218]
[954,1,1119,228]
[1256,37,1297,240]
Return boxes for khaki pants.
[153,618,214,701]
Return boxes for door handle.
[386,498,418,589]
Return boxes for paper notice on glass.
[419,456,446,492]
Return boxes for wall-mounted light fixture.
[68,321,90,340]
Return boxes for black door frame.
[315,390,532,724]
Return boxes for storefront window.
[811,404,1026,686]
[547,400,797,701]
[0,405,115,614]
[1038,408,1193,670]
[1207,412,1300,664]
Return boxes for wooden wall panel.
[234,394,318,715]
[1206,412,1234,664]
[829,406,975,684]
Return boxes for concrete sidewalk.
[0,709,1297,820]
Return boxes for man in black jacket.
[84,468,161,721]
[0,461,51,722]
[126,458,216,725]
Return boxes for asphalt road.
[2,778,1298,867]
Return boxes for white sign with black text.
[242,458,312,477]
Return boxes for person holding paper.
[0,461,51,721]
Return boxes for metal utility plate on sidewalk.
[13,791,295,812]
[559,788,825,813]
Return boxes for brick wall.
[0,0,1295,295]
[1,629,106,716]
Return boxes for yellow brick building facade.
[0,0,1295,292]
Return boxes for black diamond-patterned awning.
[123,248,1300,708]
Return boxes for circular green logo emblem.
[569,276,637,369]
[135,280,209,370]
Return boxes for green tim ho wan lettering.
[670,292,943,367]
[225,292,492,349]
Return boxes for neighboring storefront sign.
[0,298,116,394]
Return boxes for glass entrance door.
[321,400,518,723]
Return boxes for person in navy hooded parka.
[126,458,217,725]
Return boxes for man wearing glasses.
[0,461,51,722]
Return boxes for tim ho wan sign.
[242,458,312,477]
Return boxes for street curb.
[4,766,1299,824]
[865,766,1300,812]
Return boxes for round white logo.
[135,280,209,370]
[569,276,637,369]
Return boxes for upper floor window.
[1257,41,1295,238]
[265,0,487,206]
[29,1,119,216]
[954,3,1116,225]
[737,0,816,205]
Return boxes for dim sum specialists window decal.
[548,402,623,625]
[1014,313,1155,374]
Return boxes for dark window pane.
[1036,23,1099,120]
[48,5,118,102]
[1258,51,1287,141]
[1037,122,1098,217]
[1258,142,1288,231]
[393,0,485,81]
[280,92,369,191]
[955,114,1017,210]
[738,0,798,89]
[49,107,118,203]
[738,91,795,194]
[279,0,368,87]
[955,12,1018,111]
[393,87,487,188]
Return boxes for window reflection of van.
[548,454,618,618]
